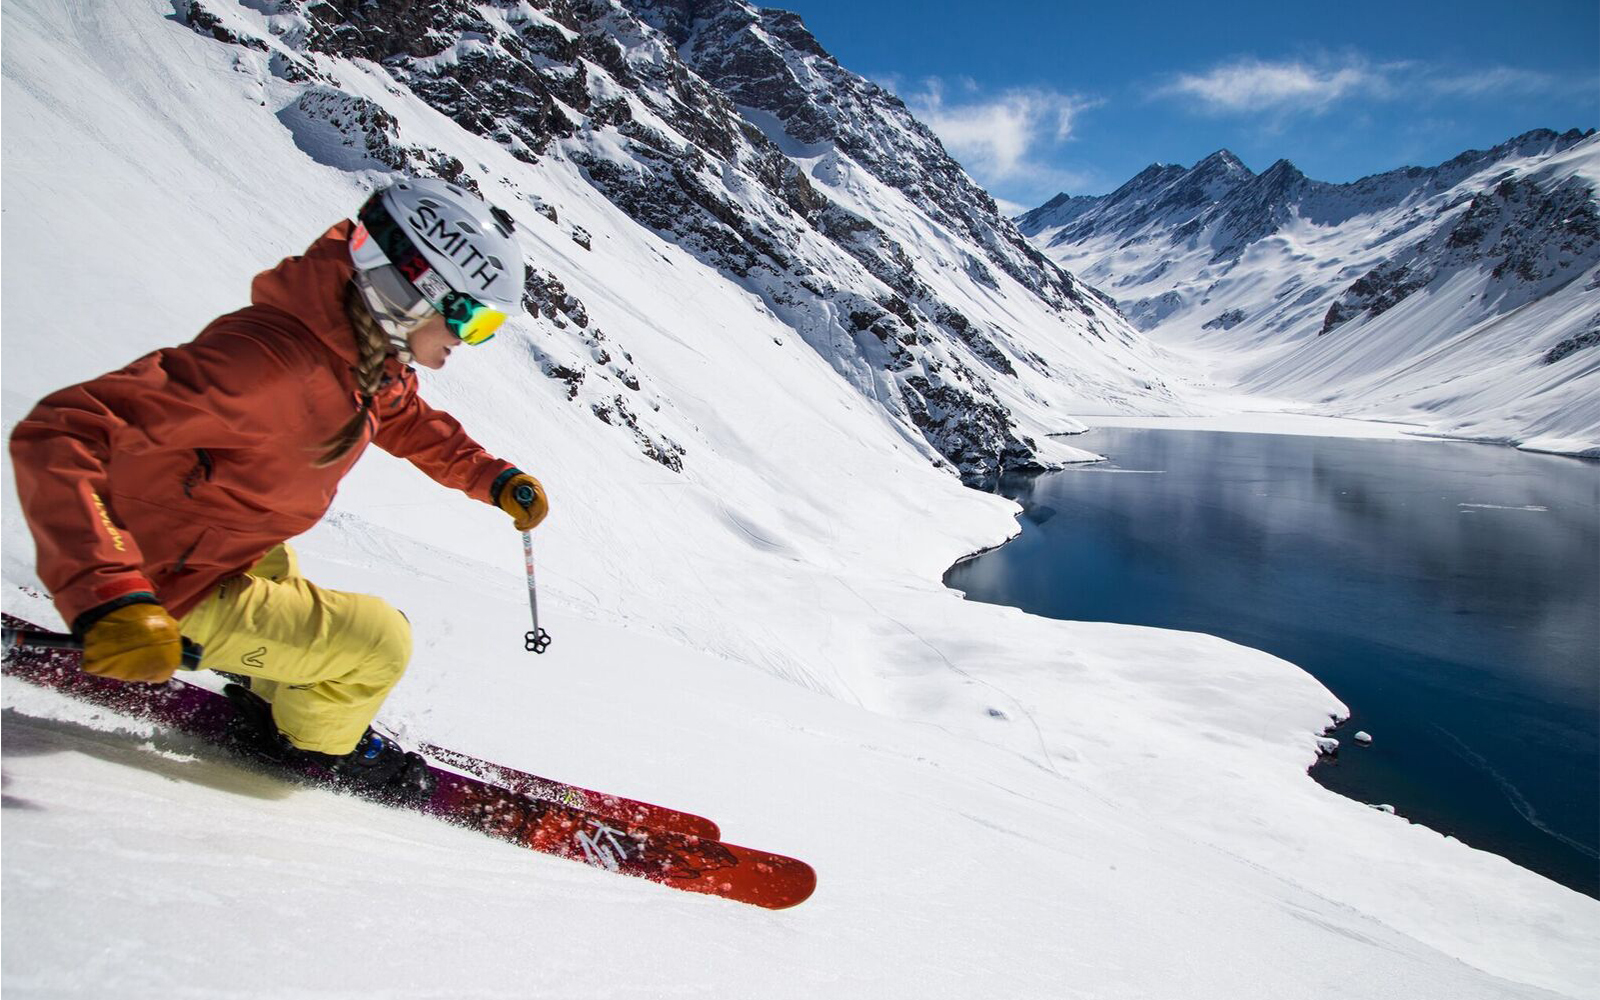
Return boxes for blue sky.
[775,0,1599,213]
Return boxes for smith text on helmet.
[406,203,505,298]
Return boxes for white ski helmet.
[349,177,526,350]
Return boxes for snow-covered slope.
[269,0,1186,486]
[3,1,1596,997]
[1020,130,1600,455]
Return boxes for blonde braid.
[313,281,394,467]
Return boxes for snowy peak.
[1013,191,1095,229]
[1020,149,1261,252]
[1187,148,1253,196]
[622,0,1093,315]
[1022,127,1600,455]
[1010,192,1100,236]
[1120,162,1191,195]
[629,0,830,61]
[1022,130,1596,257]
[1141,149,1254,223]
[737,5,832,61]
[1257,158,1308,189]
[1429,127,1593,185]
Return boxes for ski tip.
[670,852,817,910]
[765,862,817,910]
[750,859,818,910]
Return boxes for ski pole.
[516,483,552,655]
[1,625,205,670]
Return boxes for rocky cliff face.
[621,0,1102,313]
[177,0,1176,487]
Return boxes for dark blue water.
[945,428,1599,897]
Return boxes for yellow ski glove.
[494,470,549,532]
[82,603,183,684]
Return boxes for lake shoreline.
[1048,410,1600,461]
[944,424,1600,899]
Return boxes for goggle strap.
[358,197,436,298]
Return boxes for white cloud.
[1158,57,1390,114]
[905,79,1098,184]
[1156,55,1569,117]
[1425,66,1558,97]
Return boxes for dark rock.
[1544,324,1600,365]
[178,0,269,49]
[1203,309,1247,331]
[545,363,586,400]
[523,269,591,327]
[529,197,559,224]
[1322,170,1600,334]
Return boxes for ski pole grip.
[513,483,537,508]
[1,626,204,670]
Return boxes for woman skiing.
[9,178,547,800]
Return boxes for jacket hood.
[249,221,364,367]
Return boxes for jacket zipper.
[182,448,215,498]
[169,536,202,578]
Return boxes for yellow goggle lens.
[443,292,508,346]
[455,307,506,345]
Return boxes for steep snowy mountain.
[218,0,1184,486]
[4,1,1597,996]
[1019,129,1600,455]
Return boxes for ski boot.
[222,682,293,761]
[325,729,437,804]
[221,684,435,803]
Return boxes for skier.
[8,178,548,800]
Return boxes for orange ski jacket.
[9,221,516,628]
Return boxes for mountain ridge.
[1020,128,1592,234]
[1018,127,1600,455]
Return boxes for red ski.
[2,614,814,909]
[418,742,719,840]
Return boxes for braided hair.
[313,280,394,467]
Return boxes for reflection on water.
[946,428,1600,897]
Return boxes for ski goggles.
[356,195,508,346]
[439,290,506,345]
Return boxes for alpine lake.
[944,425,1599,898]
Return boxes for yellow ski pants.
[179,544,412,755]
